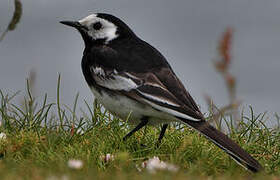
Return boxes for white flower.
[0,132,7,141]
[67,159,83,169]
[100,153,115,163]
[141,156,179,173]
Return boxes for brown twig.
[206,28,241,130]
[0,0,22,42]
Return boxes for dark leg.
[123,117,149,141]
[157,124,168,145]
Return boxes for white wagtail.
[60,13,262,172]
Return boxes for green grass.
[0,80,279,179]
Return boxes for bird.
[60,13,262,172]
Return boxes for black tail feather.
[179,118,263,173]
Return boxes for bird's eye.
[92,22,102,30]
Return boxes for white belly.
[90,87,177,126]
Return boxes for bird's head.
[60,13,135,45]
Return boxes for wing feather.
[90,64,203,121]
[90,66,141,91]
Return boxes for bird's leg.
[123,117,149,141]
[156,124,168,146]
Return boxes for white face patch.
[78,14,119,43]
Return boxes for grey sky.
[0,0,279,125]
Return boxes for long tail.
[179,118,263,173]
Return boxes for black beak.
[60,21,88,30]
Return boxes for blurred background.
[0,0,279,125]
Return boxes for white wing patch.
[124,72,141,81]
[95,75,138,91]
[144,82,167,90]
[142,98,201,121]
[91,66,139,91]
[137,91,180,107]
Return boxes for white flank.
[142,99,201,121]
[138,90,179,107]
